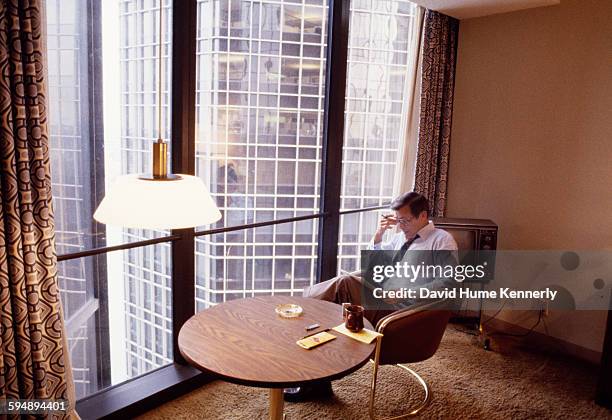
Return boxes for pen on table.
[301,328,331,339]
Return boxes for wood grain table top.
[178,295,376,388]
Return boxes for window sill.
[76,364,211,419]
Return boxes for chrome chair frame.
[368,299,449,420]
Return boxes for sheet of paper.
[332,323,382,344]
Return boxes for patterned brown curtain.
[0,0,76,417]
[414,10,459,217]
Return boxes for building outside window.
[46,0,417,399]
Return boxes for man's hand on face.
[373,214,396,244]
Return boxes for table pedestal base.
[269,388,285,420]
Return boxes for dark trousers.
[303,273,394,327]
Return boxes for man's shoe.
[283,381,333,402]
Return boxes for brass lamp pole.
[149,0,177,181]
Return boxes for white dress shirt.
[367,221,459,306]
[368,221,458,252]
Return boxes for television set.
[433,217,498,323]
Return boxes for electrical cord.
[452,325,480,336]
[450,298,480,336]
[452,301,543,340]
[452,299,549,359]
[487,309,543,338]
[480,301,506,327]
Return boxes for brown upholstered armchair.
[369,299,451,419]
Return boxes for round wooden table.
[178,295,376,420]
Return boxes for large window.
[195,220,319,307]
[194,0,327,309]
[339,0,417,273]
[46,0,419,403]
[48,0,174,397]
[194,0,417,308]
[47,0,99,397]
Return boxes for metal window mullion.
[317,0,350,283]
[170,0,197,365]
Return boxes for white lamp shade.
[93,174,222,229]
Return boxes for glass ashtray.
[275,304,303,318]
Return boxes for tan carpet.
[138,328,612,419]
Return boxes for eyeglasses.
[383,214,416,226]
[395,217,415,226]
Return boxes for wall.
[447,0,612,358]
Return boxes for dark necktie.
[392,234,419,263]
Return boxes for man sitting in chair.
[284,191,458,402]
